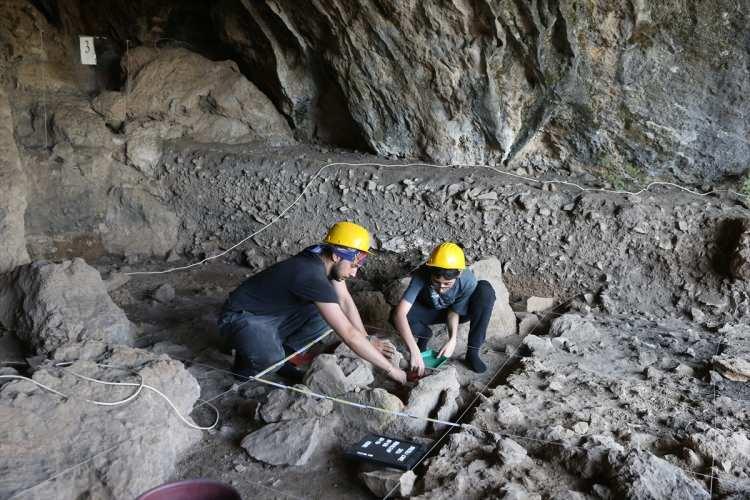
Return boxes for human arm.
[332,279,396,359]
[315,301,406,384]
[332,279,367,333]
[438,309,459,358]
[392,298,426,376]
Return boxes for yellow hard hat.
[323,221,371,253]
[427,242,465,270]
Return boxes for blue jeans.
[397,280,496,352]
[218,303,329,377]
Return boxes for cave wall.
[233,0,750,182]
[10,0,749,182]
[1,0,749,273]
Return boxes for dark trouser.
[404,280,495,353]
[217,304,329,377]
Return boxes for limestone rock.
[0,344,201,499]
[152,283,176,304]
[101,187,178,258]
[550,315,602,343]
[92,91,126,130]
[559,434,625,479]
[339,388,404,433]
[51,99,114,148]
[360,469,416,498]
[689,429,750,472]
[518,313,541,336]
[398,366,460,435]
[0,86,30,273]
[234,1,750,181]
[713,356,750,381]
[608,450,710,499]
[470,258,517,337]
[497,438,529,465]
[303,354,373,396]
[523,335,554,358]
[712,324,750,381]
[241,417,324,466]
[499,483,541,500]
[260,386,333,423]
[126,126,164,176]
[0,259,135,354]
[124,47,293,145]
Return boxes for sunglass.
[353,251,368,267]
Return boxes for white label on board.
[79,36,97,65]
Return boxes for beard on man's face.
[329,262,348,282]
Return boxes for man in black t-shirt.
[218,221,407,385]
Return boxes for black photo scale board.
[344,434,429,470]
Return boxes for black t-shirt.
[223,250,339,316]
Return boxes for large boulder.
[470,258,517,338]
[0,344,202,499]
[123,47,293,145]
[0,259,135,354]
[51,99,114,148]
[100,187,179,258]
[395,366,460,435]
[260,386,334,423]
[550,315,602,344]
[240,417,328,466]
[0,86,30,273]
[303,353,374,396]
[338,388,405,434]
[608,450,710,499]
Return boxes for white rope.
[254,329,333,378]
[194,361,466,431]
[0,363,218,431]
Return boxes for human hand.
[438,337,456,358]
[409,348,426,377]
[371,337,396,359]
[387,366,407,385]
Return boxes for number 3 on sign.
[79,36,97,65]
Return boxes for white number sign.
[79,36,97,65]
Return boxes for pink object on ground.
[136,479,242,500]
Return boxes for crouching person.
[391,242,495,375]
[218,221,406,385]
